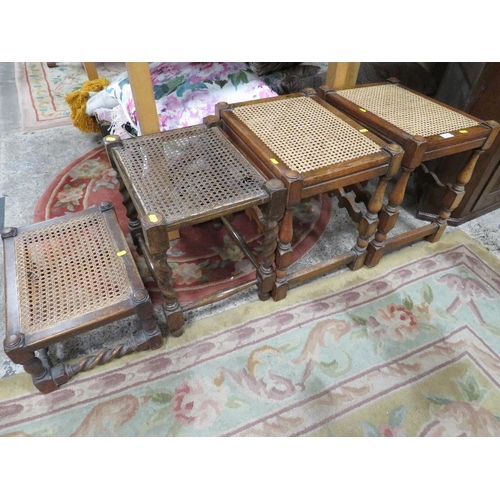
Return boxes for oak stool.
[319,79,500,266]
[104,118,286,337]
[216,89,404,300]
[1,203,163,394]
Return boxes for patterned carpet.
[2,230,500,436]
[14,62,124,132]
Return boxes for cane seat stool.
[104,118,286,337]
[1,203,163,394]
[216,89,404,301]
[319,79,500,267]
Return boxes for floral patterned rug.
[33,146,332,304]
[14,62,124,132]
[1,230,500,436]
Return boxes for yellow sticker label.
[459,130,468,134]
[105,136,116,142]
[359,128,369,133]
[148,214,159,223]
[117,250,127,257]
[270,158,279,164]
[359,108,367,112]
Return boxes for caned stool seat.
[319,80,500,266]
[1,203,162,394]
[216,90,403,300]
[104,120,285,335]
[334,83,481,138]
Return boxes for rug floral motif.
[33,146,332,304]
[1,233,500,436]
[15,62,124,132]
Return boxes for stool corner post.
[99,200,115,213]
[103,134,123,150]
[384,143,404,178]
[203,115,221,128]
[481,120,500,150]
[387,77,401,85]
[317,85,332,99]
[4,333,59,394]
[1,227,18,240]
[302,87,317,98]
[214,101,230,119]
[263,178,286,222]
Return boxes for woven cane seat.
[336,85,480,137]
[216,92,403,302]
[232,96,382,173]
[2,205,163,394]
[109,125,270,226]
[13,210,133,336]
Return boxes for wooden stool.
[1,203,163,394]
[104,119,286,337]
[216,89,404,301]
[319,79,500,266]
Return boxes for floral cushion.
[105,62,278,135]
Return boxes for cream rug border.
[14,62,74,133]
[2,230,498,398]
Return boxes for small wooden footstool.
[216,90,403,300]
[1,202,163,394]
[104,120,286,336]
[319,79,500,266]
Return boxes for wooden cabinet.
[416,62,500,225]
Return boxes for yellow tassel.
[65,78,110,133]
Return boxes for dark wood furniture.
[104,119,286,336]
[320,80,499,267]
[415,63,500,224]
[1,203,162,394]
[216,90,403,301]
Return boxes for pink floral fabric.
[105,62,278,135]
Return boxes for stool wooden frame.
[319,79,500,267]
[104,118,286,337]
[216,89,404,301]
[1,203,163,394]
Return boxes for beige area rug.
[14,62,124,132]
[1,230,500,437]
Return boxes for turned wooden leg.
[131,288,164,350]
[349,152,401,271]
[363,145,409,268]
[140,213,184,337]
[113,158,139,226]
[272,206,295,301]
[426,119,499,245]
[4,334,58,394]
[256,179,286,300]
[128,218,144,256]
[103,137,136,222]
[104,135,142,252]
[52,288,164,388]
[426,149,484,243]
[37,348,52,369]
[47,290,160,388]
[349,144,402,271]
[365,165,414,267]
